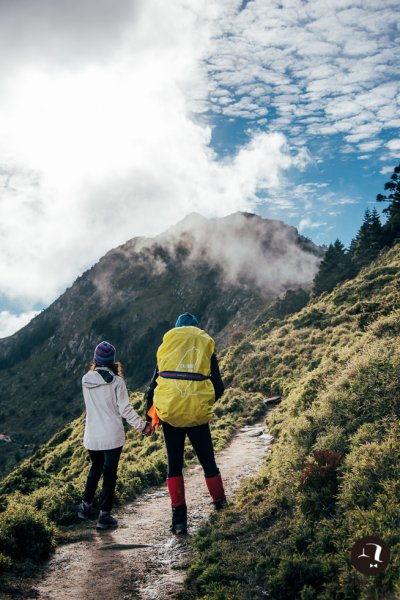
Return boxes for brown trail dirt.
[20,421,273,600]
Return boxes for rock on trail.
[27,420,274,600]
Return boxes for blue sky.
[203,0,399,244]
[209,114,396,246]
[0,0,399,336]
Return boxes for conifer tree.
[312,239,354,296]
[349,208,384,271]
[376,164,400,244]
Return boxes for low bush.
[0,505,54,561]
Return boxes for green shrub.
[338,423,400,510]
[0,505,54,560]
[0,552,11,573]
[29,483,81,524]
[299,449,343,516]
[0,464,51,495]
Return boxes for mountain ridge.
[0,211,321,475]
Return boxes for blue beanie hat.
[94,341,116,366]
[175,313,199,327]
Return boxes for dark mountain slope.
[0,212,321,475]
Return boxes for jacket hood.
[82,368,115,388]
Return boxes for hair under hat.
[175,313,199,328]
[94,341,116,366]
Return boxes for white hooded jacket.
[82,367,146,451]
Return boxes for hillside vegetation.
[182,244,400,599]
[0,212,320,477]
[1,243,398,598]
[0,386,265,576]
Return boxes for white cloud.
[0,0,309,316]
[380,165,395,175]
[1,0,398,336]
[204,0,400,154]
[0,310,40,338]
[386,139,400,151]
[358,140,382,152]
[298,217,326,232]
[0,0,137,73]
[156,212,321,295]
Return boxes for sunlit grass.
[183,245,400,600]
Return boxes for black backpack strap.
[159,370,210,381]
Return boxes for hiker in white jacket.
[77,341,153,529]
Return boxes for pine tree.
[349,208,384,271]
[312,239,354,296]
[370,207,384,239]
[376,164,400,245]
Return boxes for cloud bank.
[205,0,400,159]
[0,1,308,318]
[0,310,40,339]
[160,212,321,293]
[0,0,398,337]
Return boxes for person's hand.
[142,422,153,436]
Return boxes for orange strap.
[147,404,160,428]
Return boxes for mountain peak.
[0,210,323,475]
[160,212,209,236]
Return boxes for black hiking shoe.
[96,511,118,530]
[171,504,187,535]
[77,500,92,520]
[214,499,228,512]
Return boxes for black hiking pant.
[162,422,219,478]
[83,446,123,512]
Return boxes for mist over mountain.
[0,212,322,475]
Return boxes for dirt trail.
[30,421,274,600]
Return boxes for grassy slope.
[0,386,266,573]
[1,245,399,597]
[183,245,400,600]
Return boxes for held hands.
[142,422,154,436]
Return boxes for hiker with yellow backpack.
[146,313,226,534]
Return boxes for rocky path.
[25,421,274,600]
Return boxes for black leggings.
[83,446,122,512]
[162,422,219,478]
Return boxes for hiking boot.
[171,504,187,535]
[77,500,92,520]
[214,499,228,512]
[96,511,118,529]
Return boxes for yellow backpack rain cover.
[154,326,215,427]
